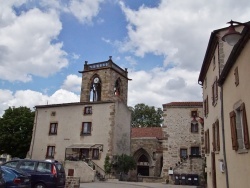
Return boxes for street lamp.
[222,20,249,46]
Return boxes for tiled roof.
[131,127,163,139]
[163,102,203,107]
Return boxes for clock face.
[94,77,99,83]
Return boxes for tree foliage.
[0,106,35,158]
[104,155,112,174]
[115,154,136,174]
[130,103,163,127]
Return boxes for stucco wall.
[64,161,95,182]
[221,39,250,188]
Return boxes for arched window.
[90,76,101,102]
[114,78,122,96]
[138,154,149,163]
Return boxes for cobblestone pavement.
[80,180,198,188]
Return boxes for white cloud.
[39,0,104,24]
[0,89,79,117]
[128,67,202,108]
[68,0,104,23]
[119,0,250,71]
[61,74,82,92]
[0,2,68,82]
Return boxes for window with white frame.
[46,146,55,159]
[81,122,92,135]
[49,123,58,135]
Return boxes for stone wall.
[162,104,205,184]
[65,177,80,188]
[131,137,163,178]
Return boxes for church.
[28,57,132,182]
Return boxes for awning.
[66,143,103,149]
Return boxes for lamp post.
[222,20,249,46]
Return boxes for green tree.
[130,103,163,127]
[104,155,112,174]
[0,106,35,158]
[115,154,136,174]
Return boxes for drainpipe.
[218,41,229,188]
[30,108,38,158]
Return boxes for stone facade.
[79,57,129,105]
[162,102,204,185]
[130,128,164,182]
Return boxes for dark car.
[0,166,31,188]
[0,168,4,188]
[2,159,65,188]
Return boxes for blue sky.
[0,0,250,116]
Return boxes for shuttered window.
[240,103,250,149]
[229,102,249,151]
[216,120,220,151]
[205,129,210,154]
[234,66,239,86]
[230,111,238,150]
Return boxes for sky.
[0,0,250,116]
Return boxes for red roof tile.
[163,102,203,108]
[131,127,163,139]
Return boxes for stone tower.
[79,56,130,104]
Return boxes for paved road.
[80,181,198,188]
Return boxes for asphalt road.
[80,181,198,188]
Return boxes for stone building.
[130,127,164,182]
[162,102,205,185]
[28,57,131,182]
[198,21,250,188]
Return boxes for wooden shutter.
[215,77,218,100]
[212,83,215,105]
[207,96,209,114]
[212,123,215,151]
[211,152,217,188]
[216,120,220,151]
[205,131,208,154]
[229,111,238,150]
[234,66,239,86]
[240,103,250,149]
[208,129,210,153]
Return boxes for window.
[84,106,92,115]
[51,111,56,116]
[180,149,187,159]
[49,123,58,135]
[205,129,210,154]
[190,147,200,156]
[212,120,220,152]
[212,77,218,106]
[191,110,197,118]
[213,55,216,69]
[234,66,239,86]
[204,95,209,117]
[19,161,36,171]
[230,103,250,151]
[81,122,92,135]
[80,148,89,160]
[46,146,55,159]
[37,162,52,173]
[114,78,122,96]
[92,149,99,160]
[191,121,199,133]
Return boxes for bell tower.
[79,56,130,104]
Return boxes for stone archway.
[133,148,153,176]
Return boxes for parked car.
[0,166,31,188]
[0,168,4,188]
[1,159,65,188]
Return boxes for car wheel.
[34,183,46,188]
